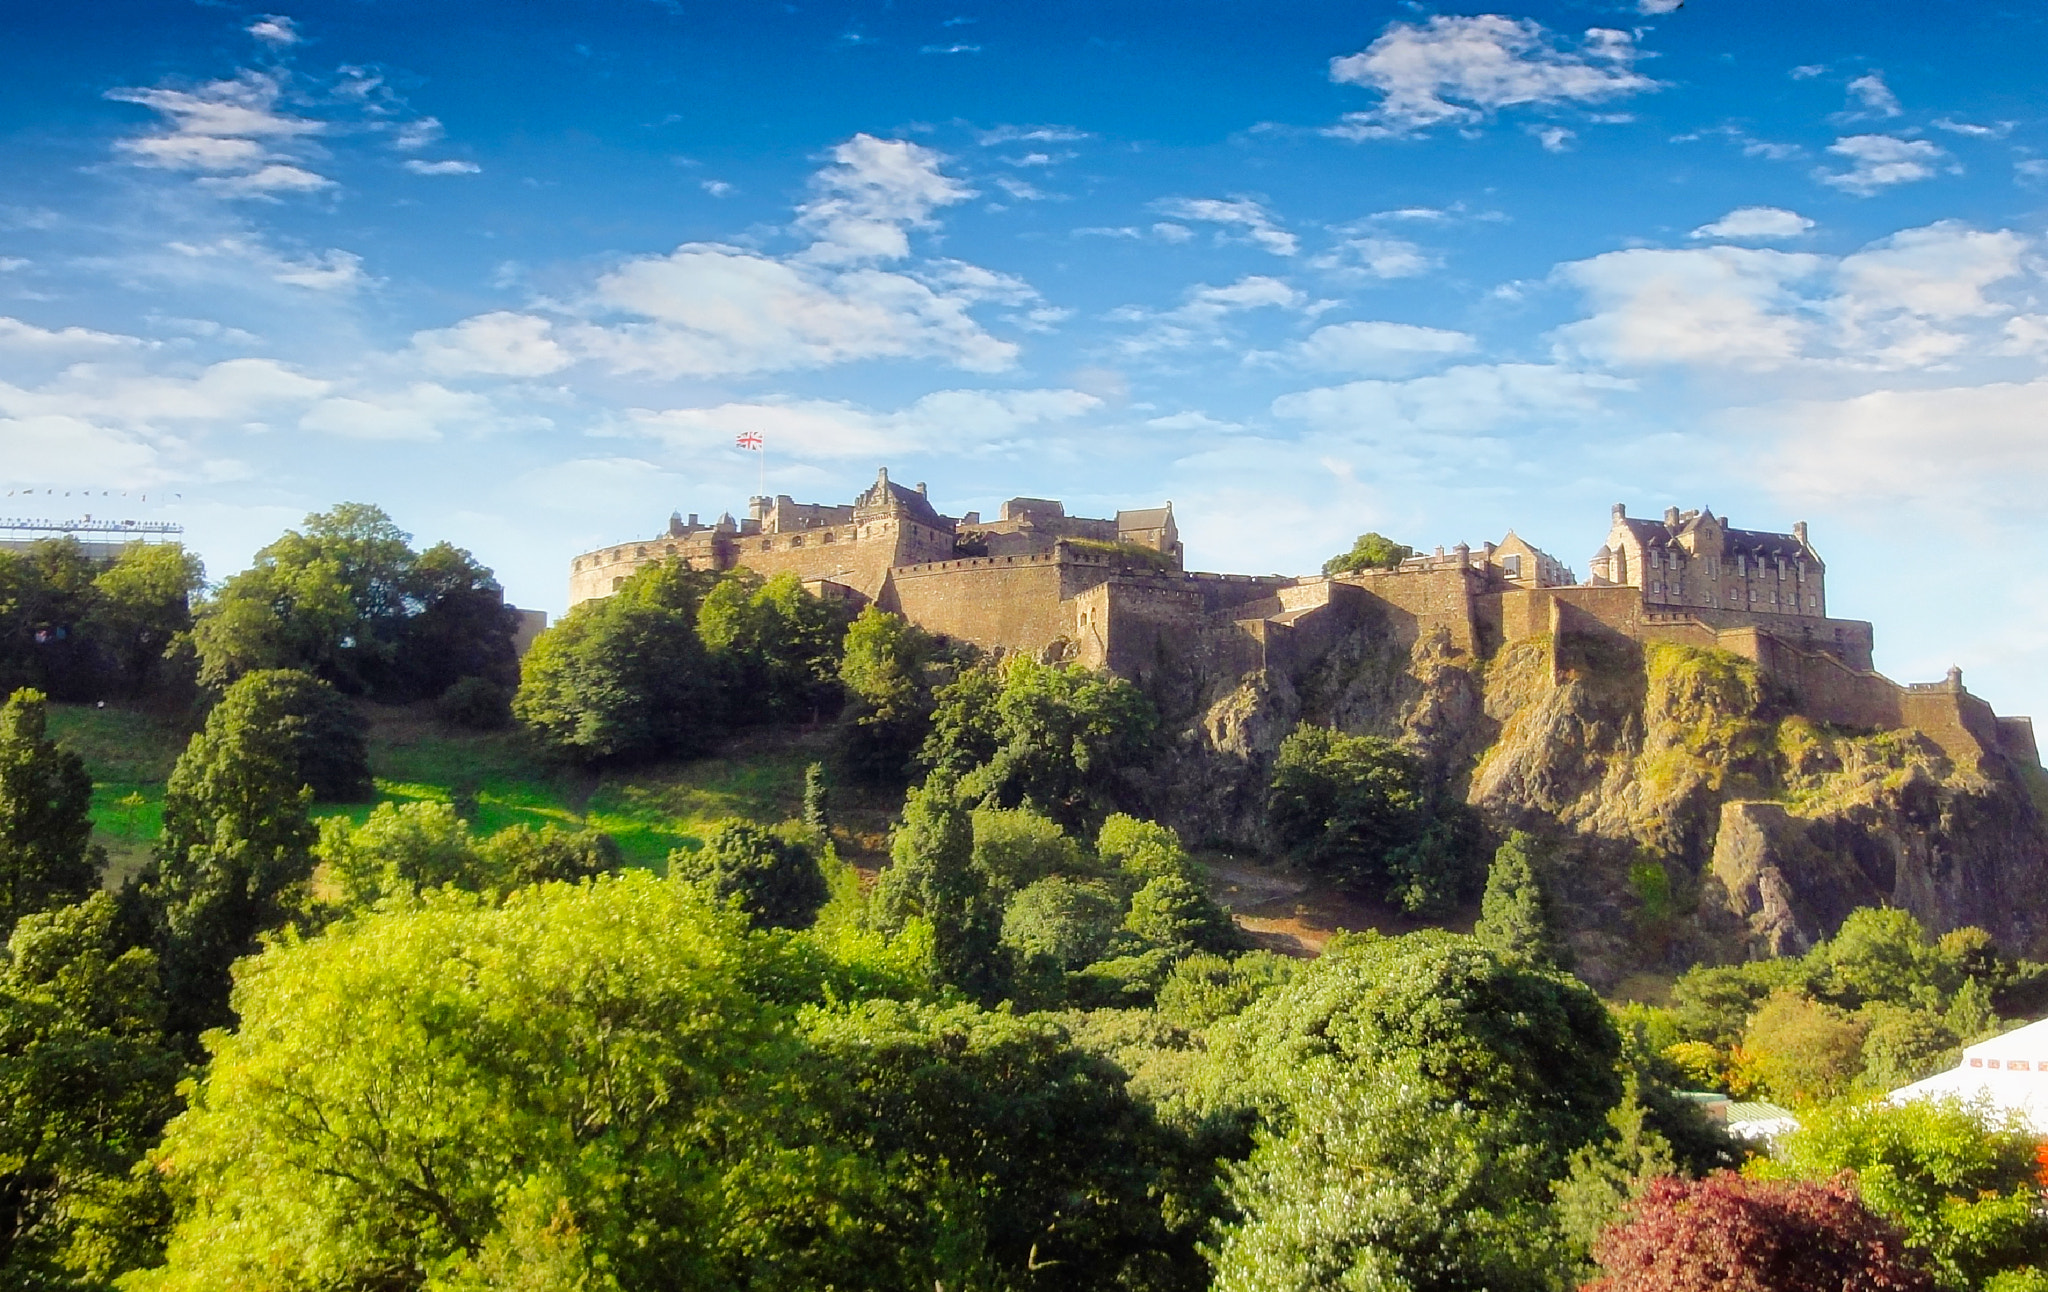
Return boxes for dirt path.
[1204,855,1437,957]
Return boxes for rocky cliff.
[1142,615,2048,984]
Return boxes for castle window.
[612,577,624,591]
[761,540,772,551]
[1503,554,1522,577]
[823,531,835,544]
[791,535,805,547]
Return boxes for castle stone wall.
[885,554,1074,656]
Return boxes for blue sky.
[7,0,2048,715]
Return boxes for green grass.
[48,701,826,878]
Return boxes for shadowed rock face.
[1133,613,2048,985]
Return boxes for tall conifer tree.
[0,688,99,938]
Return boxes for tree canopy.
[0,689,100,939]
[1322,532,1415,576]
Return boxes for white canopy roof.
[1888,1017,2048,1135]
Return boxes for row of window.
[1643,547,1808,581]
[1647,580,1819,611]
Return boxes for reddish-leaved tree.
[1586,1172,1934,1292]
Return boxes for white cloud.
[298,383,499,442]
[1309,232,1438,281]
[412,312,573,377]
[1154,197,1297,256]
[0,357,330,428]
[421,135,1022,381]
[627,387,1102,460]
[1151,222,1193,243]
[573,243,1018,376]
[795,134,973,264]
[196,163,333,197]
[1753,379,2048,510]
[404,159,480,176]
[1554,221,2029,372]
[118,135,271,173]
[1690,206,1815,241]
[701,180,734,197]
[1934,117,2009,138]
[1111,276,1308,357]
[1638,0,1683,12]
[1273,363,1632,447]
[1842,72,1903,119]
[1278,320,1477,375]
[392,118,444,151]
[1551,246,1825,369]
[108,73,322,143]
[1816,134,1947,195]
[1531,125,1576,152]
[0,317,148,356]
[1326,15,1659,140]
[995,177,1049,201]
[977,125,1091,146]
[164,238,366,291]
[247,15,301,46]
[0,414,165,485]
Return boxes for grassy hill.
[45,701,884,884]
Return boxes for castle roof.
[855,467,951,531]
[1116,506,1173,530]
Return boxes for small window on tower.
[1503,554,1523,576]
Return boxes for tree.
[1212,1073,1570,1292]
[1322,532,1414,576]
[253,668,373,802]
[0,540,104,701]
[1753,1098,2048,1289]
[1586,1173,1934,1292]
[1001,875,1123,969]
[1154,950,1295,1030]
[1475,830,1570,967]
[125,877,819,1292]
[672,819,827,930]
[191,504,517,701]
[920,656,1158,830]
[1123,874,1240,955]
[513,559,724,763]
[0,689,100,939]
[1197,931,1623,1164]
[146,670,321,1036]
[697,569,850,724]
[1097,814,1197,884]
[871,776,1007,1001]
[802,761,830,831]
[84,543,205,699]
[473,823,620,892]
[1744,990,1870,1104]
[1267,725,1482,910]
[319,800,484,907]
[0,894,181,1289]
[838,606,946,784]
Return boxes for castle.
[568,471,2036,770]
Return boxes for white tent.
[1887,1016,2048,1135]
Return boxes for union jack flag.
[736,432,764,450]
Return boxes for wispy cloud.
[403,158,480,175]
[1816,134,1948,195]
[1690,206,1815,241]
[1326,15,1659,141]
[1154,197,1297,256]
[246,15,301,46]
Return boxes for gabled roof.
[1117,506,1173,530]
[854,469,951,530]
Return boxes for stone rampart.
[885,554,1074,656]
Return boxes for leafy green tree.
[0,540,103,700]
[922,656,1158,830]
[251,668,373,802]
[1752,1098,2048,1289]
[126,877,832,1292]
[1267,725,1480,910]
[1321,532,1414,576]
[1855,1003,1959,1091]
[513,559,724,763]
[1096,813,1197,884]
[191,504,517,701]
[1197,931,1622,1165]
[146,670,321,1036]
[1587,1173,1935,1292]
[1814,907,1950,1010]
[672,819,827,931]
[1001,875,1123,969]
[318,800,484,907]
[432,674,512,730]
[84,543,205,699]
[970,805,1092,893]
[1212,1072,1570,1292]
[0,689,100,939]
[1551,1078,1680,1272]
[802,761,830,831]
[473,823,620,892]
[800,999,1210,1292]
[837,606,947,784]
[1154,950,1295,1030]
[1744,990,1870,1104]
[1123,874,1239,955]
[871,776,1008,1001]
[1475,830,1570,966]
[0,894,181,1290]
[697,569,850,724]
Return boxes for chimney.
[1612,503,1626,522]
[1664,506,1681,527]
[877,466,890,487]
[1793,521,1808,545]
[687,513,698,528]
[916,482,927,496]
